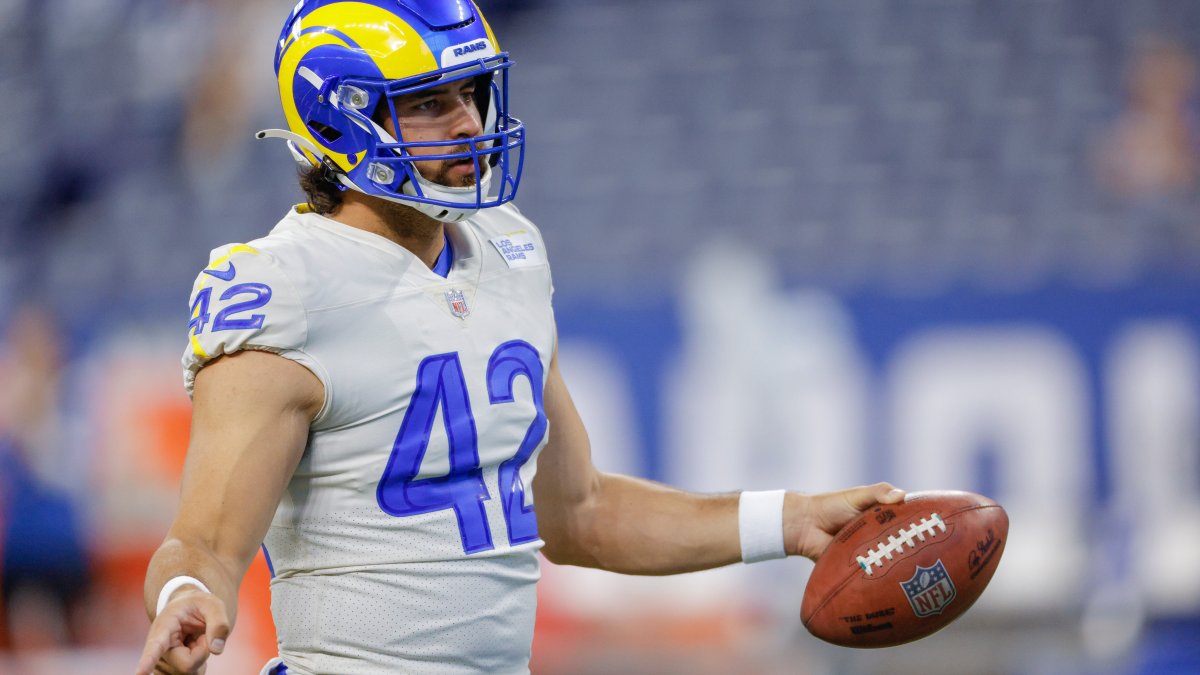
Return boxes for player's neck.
[331,194,445,269]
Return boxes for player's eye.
[411,99,438,113]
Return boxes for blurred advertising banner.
[553,241,1200,622]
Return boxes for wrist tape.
[739,490,788,563]
[156,575,211,616]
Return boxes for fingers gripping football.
[800,490,1009,647]
[786,482,907,561]
[135,592,230,675]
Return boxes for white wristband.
[156,575,211,616]
[739,490,788,563]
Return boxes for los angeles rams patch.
[489,232,543,268]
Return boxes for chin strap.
[367,119,491,223]
[256,128,491,224]
[400,163,492,223]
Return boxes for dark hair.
[298,162,344,215]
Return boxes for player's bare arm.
[136,350,323,675]
[133,2,925,670]
[533,348,905,574]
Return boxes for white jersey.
[182,204,556,674]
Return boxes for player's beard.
[375,151,479,240]
[425,153,479,188]
[377,196,439,241]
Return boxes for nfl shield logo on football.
[900,559,957,618]
[445,289,470,319]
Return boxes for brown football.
[800,490,1008,648]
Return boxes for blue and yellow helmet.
[261,0,524,222]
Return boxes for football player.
[135,1,904,673]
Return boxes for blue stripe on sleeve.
[261,543,275,578]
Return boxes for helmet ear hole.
[307,120,343,143]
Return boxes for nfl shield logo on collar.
[445,289,470,319]
[900,559,957,618]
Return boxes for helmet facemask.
[265,0,525,223]
[337,56,524,222]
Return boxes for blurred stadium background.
[2,0,1199,672]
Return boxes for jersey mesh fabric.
[183,204,556,673]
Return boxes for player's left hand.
[785,482,906,561]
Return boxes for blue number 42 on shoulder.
[189,283,273,335]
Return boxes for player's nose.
[448,98,483,139]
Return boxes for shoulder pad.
[181,243,307,393]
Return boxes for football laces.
[856,514,946,576]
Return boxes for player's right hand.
[786,482,907,561]
[134,590,230,675]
